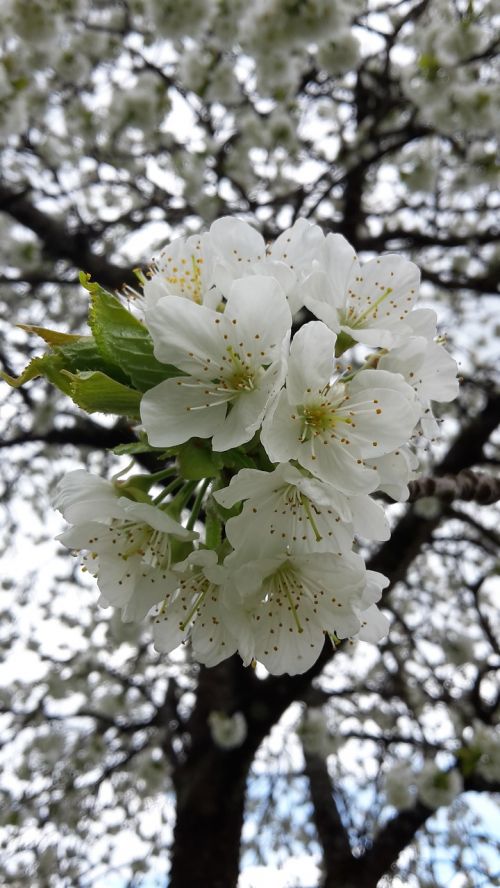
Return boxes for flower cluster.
[55,217,458,675]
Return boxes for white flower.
[228,549,367,675]
[208,711,248,749]
[357,571,390,643]
[416,762,463,809]
[153,550,238,667]
[141,276,291,451]
[55,471,196,622]
[378,336,459,438]
[261,322,421,493]
[303,234,421,349]
[209,216,325,314]
[209,217,294,297]
[213,463,355,560]
[366,445,419,502]
[267,218,325,313]
[141,231,219,311]
[54,469,127,524]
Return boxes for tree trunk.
[168,658,265,888]
[170,747,251,887]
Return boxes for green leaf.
[62,371,142,417]
[17,324,83,346]
[86,281,181,392]
[56,336,131,384]
[178,440,222,480]
[2,352,73,395]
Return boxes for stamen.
[300,494,323,542]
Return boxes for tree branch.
[302,748,353,888]
[0,182,136,291]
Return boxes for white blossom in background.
[416,763,463,810]
[385,763,417,811]
[208,711,248,750]
[468,723,500,782]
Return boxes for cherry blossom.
[153,549,238,667]
[226,549,369,675]
[55,471,196,622]
[303,234,422,349]
[261,321,421,493]
[140,276,291,450]
[140,232,219,311]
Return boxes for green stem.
[153,475,184,504]
[170,480,198,514]
[187,478,211,531]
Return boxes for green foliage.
[2,276,183,418]
[84,276,181,392]
[61,370,142,417]
[177,440,222,480]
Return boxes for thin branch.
[0,182,136,291]
[302,747,353,888]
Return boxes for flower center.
[114,521,172,570]
[343,286,393,328]
[164,254,204,304]
[178,572,216,631]
[224,346,259,392]
[267,561,304,633]
[298,383,348,442]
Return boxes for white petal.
[302,270,341,330]
[349,495,390,541]
[357,605,390,643]
[54,470,125,524]
[286,322,336,404]
[261,389,304,464]
[145,295,227,375]
[212,383,272,451]
[118,499,196,539]
[210,217,266,293]
[347,253,420,328]
[224,275,291,362]
[152,587,191,653]
[299,436,379,494]
[406,308,438,339]
[141,376,228,447]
